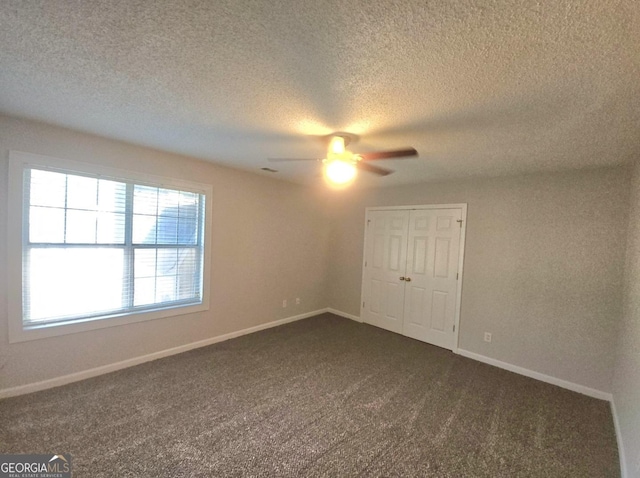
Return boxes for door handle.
[399,277,406,281]
[405,277,412,282]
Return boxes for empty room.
[0,1,638,477]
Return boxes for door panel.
[430,290,448,331]
[388,234,404,271]
[406,285,426,325]
[412,237,428,274]
[385,282,403,320]
[434,237,451,278]
[362,210,409,334]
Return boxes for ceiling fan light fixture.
[328,135,346,155]
[323,159,357,186]
[267,132,415,185]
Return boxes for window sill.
[8,302,209,344]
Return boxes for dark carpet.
[0,313,619,477]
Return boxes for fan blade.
[357,162,394,176]
[268,157,321,162]
[358,148,418,161]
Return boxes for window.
[7,151,212,342]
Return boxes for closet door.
[361,210,409,334]
[402,209,462,349]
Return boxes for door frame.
[360,204,468,353]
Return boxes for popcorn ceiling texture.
[1,0,639,186]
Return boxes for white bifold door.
[361,207,465,350]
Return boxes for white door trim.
[360,204,468,353]
[363,204,466,211]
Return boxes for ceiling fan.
[268,133,418,186]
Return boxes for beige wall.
[0,113,632,411]
[326,167,630,393]
[0,115,330,389]
[613,160,640,476]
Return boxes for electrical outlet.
[295,297,301,305]
[282,299,287,308]
[484,332,492,343]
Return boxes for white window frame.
[7,151,212,343]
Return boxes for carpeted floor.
[0,313,619,477]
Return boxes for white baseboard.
[327,308,362,322]
[0,309,325,399]
[611,398,628,478]
[457,349,612,402]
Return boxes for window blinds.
[23,167,205,326]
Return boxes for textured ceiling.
[1,0,639,187]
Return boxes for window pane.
[158,188,180,214]
[179,191,199,211]
[30,170,66,208]
[132,248,200,307]
[29,206,65,243]
[98,179,126,213]
[133,214,157,244]
[134,185,157,215]
[157,248,178,274]
[97,212,125,244]
[178,272,197,300]
[132,186,201,246]
[156,276,177,303]
[157,248,178,303]
[135,249,156,278]
[134,277,155,306]
[26,248,125,323]
[178,215,198,245]
[67,175,98,210]
[66,209,97,243]
[177,248,199,299]
[157,215,178,244]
